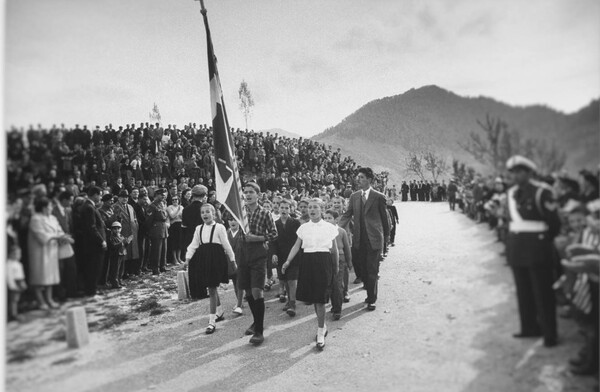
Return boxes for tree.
[462,113,566,175]
[423,151,449,182]
[404,152,426,181]
[149,102,161,126]
[238,80,254,130]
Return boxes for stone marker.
[177,270,190,300]
[66,307,89,348]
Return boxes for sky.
[3,0,599,137]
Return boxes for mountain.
[312,85,599,184]
[260,128,303,140]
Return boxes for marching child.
[226,216,245,315]
[272,198,301,316]
[282,198,339,350]
[185,204,236,334]
[324,209,352,320]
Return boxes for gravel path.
[6,202,596,392]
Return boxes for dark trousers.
[511,265,557,340]
[331,261,349,313]
[149,237,167,272]
[389,222,397,245]
[57,256,79,299]
[351,247,362,280]
[82,250,105,296]
[141,236,151,269]
[357,242,380,304]
[107,254,125,285]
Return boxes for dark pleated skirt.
[296,252,333,304]
[188,243,229,299]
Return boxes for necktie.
[362,190,367,205]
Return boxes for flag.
[201,7,248,233]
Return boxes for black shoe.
[544,337,559,348]
[512,332,542,339]
[343,296,350,303]
[367,303,376,311]
[286,304,296,317]
[245,323,255,336]
[333,313,341,321]
[278,294,287,303]
[353,278,362,284]
[249,332,264,345]
[215,312,225,322]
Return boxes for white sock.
[209,314,216,324]
[317,327,324,337]
[216,305,223,315]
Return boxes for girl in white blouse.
[282,198,339,350]
[185,204,236,334]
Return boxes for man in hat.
[113,190,139,279]
[505,155,561,347]
[181,185,208,251]
[146,188,169,275]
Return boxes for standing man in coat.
[113,190,139,279]
[506,155,561,347]
[76,186,107,296]
[181,185,208,251]
[339,167,390,311]
[146,188,169,275]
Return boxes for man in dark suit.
[409,180,416,201]
[401,181,409,202]
[181,185,208,251]
[75,186,107,296]
[146,188,169,275]
[339,167,390,311]
[505,155,561,347]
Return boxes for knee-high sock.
[247,296,256,321]
[254,298,265,334]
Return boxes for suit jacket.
[78,200,106,252]
[339,189,389,250]
[182,200,203,248]
[146,200,169,239]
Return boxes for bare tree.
[460,113,507,174]
[404,152,426,181]
[423,151,449,182]
[238,80,254,130]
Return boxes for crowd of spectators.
[5,122,388,320]
[451,167,600,378]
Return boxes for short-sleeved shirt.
[297,219,338,253]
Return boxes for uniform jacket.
[146,200,169,239]
[506,180,561,267]
[272,217,301,260]
[339,188,390,250]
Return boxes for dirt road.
[6,202,595,392]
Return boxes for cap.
[192,185,208,196]
[118,189,129,197]
[154,188,166,195]
[506,155,537,172]
[111,221,122,228]
[101,194,114,202]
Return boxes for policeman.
[506,155,561,347]
[146,188,169,275]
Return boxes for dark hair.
[244,182,261,193]
[325,209,339,219]
[88,186,102,197]
[358,167,374,180]
[34,197,50,212]
[58,190,73,202]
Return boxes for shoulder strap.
[209,224,216,243]
[199,224,204,245]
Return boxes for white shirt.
[296,219,338,253]
[185,222,235,262]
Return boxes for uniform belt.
[509,220,548,233]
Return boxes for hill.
[312,85,599,185]
[259,128,303,140]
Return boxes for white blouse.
[185,222,235,262]
[296,219,338,253]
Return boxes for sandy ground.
[5,202,598,392]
